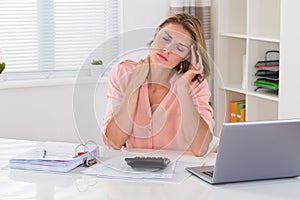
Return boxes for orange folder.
[230,102,238,122]
[240,108,246,122]
[230,100,245,122]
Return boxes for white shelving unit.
[213,0,300,135]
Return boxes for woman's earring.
[177,62,183,74]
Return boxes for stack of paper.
[9,142,98,172]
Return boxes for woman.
[102,13,214,156]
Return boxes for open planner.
[9,141,98,172]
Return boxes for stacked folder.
[254,50,279,94]
[230,100,246,122]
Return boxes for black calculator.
[125,156,171,169]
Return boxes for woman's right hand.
[105,56,150,148]
[127,56,150,91]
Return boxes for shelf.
[219,0,247,35]
[247,95,278,121]
[248,36,280,43]
[248,0,281,39]
[217,36,246,87]
[225,91,246,123]
[214,0,300,136]
[213,0,290,135]
[219,33,247,39]
[248,91,279,102]
[247,39,280,93]
[223,85,246,94]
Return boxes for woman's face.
[149,23,192,69]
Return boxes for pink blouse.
[102,60,214,151]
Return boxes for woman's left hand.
[177,45,204,88]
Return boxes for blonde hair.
[149,12,210,82]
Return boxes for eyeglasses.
[153,30,191,57]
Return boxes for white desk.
[1,138,300,200]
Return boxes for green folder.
[237,102,245,122]
[254,80,279,89]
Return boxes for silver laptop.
[186,119,300,184]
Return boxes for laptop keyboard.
[203,171,214,177]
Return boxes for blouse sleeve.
[189,79,215,133]
[101,60,137,138]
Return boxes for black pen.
[43,149,47,158]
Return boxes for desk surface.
[1,138,300,200]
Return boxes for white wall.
[0,81,108,145]
[0,1,170,143]
[121,0,170,33]
[119,0,170,61]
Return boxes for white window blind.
[0,0,119,79]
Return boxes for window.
[0,0,119,79]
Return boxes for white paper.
[82,156,208,184]
[12,142,79,161]
[83,156,175,179]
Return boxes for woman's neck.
[147,63,174,88]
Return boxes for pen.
[43,149,47,158]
